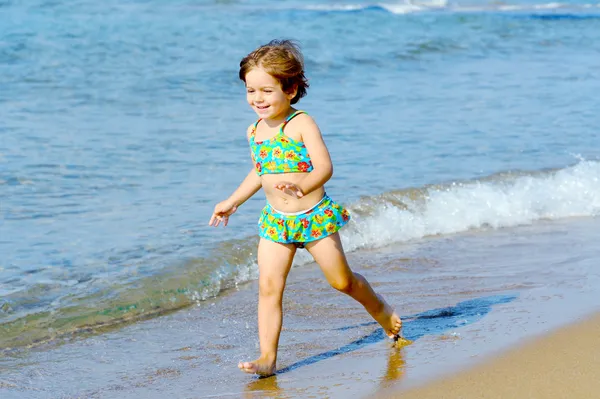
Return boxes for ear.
[286,84,298,101]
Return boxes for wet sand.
[381,312,600,399]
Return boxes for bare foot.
[238,356,276,377]
[372,295,402,339]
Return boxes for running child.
[209,39,402,377]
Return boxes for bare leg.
[238,238,296,376]
[305,233,402,338]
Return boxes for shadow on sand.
[243,294,517,397]
[275,294,515,376]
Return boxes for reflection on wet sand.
[381,341,410,388]
[243,374,281,398]
[243,340,411,398]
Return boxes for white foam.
[380,3,425,14]
[533,2,565,9]
[338,161,600,252]
[303,4,367,11]
[298,1,600,15]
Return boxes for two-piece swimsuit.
[249,110,351,248]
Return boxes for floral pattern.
[258,195,351,245]
[249,111,314,176]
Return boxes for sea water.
[1,0,599,396]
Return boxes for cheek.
[271,93,285,103]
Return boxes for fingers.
[274,182,291,189]
[274,182,303,198]
[208,213,228,227]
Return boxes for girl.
[209,39,402,377]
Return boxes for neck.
[262,107,296,128]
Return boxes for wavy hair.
[239,39,309,104]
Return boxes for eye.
[263,90,272,93]
[247,89,255,93]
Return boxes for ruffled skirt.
[258,194,350,245]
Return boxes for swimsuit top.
[249,110,314,176]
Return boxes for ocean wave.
[0,238,259,352]
[338,160,599,253]
[1,160,598,352]
[300,1,600,15]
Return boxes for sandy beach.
[381,312,600,399]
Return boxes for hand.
[274,182,304,199]
[208,200,238,227]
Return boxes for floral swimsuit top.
[249,110,314,176]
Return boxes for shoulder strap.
[250,119,261,138]
[280,110,306,131]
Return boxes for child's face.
[245,67,296,120]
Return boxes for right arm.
[226,168,262,208]
[209,124,262,227]
[208,168,261,227]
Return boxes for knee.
[330,275,354,294]
[259,277,285,298]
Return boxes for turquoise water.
[2,0,600,350]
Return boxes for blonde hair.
[239,39,309,104]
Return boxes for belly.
[260,173,325,213]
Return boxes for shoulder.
[287,112,321,137]
[246,121,258,140]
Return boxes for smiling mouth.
[256,105,270,110]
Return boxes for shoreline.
[380,311,600,399]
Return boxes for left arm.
[296,117,332,196]
[274,116,333,197]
